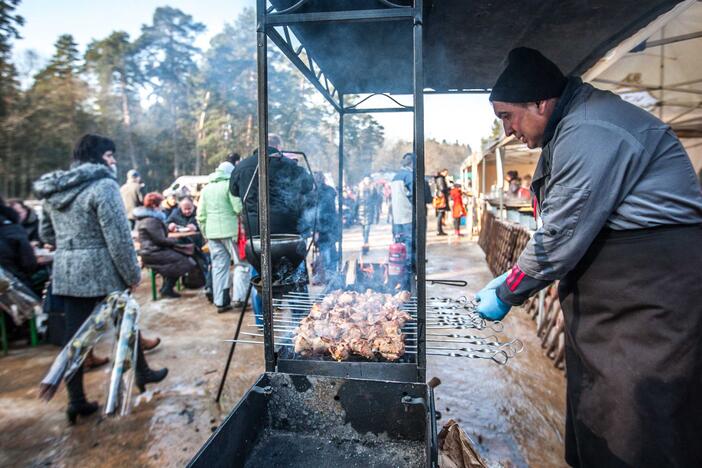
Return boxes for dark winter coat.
[229,152,314,237]
[166,207,203,247]
[134,207,196,279]
[33,163,141,297]
[434,175,450,212]
[166,207,199,230]
[434,174,449,196]
[314,183,339,243]
[356,185,376,226]
[0,206,37,284]
[20,209,40,243]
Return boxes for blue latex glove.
[481,272,509,292]
[475,287,511,321]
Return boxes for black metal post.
[412,0,426,383]
[257,0,275,372]
[267,28,341,112]
[215,282,253,403]
[337,94,344,271]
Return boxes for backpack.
[432,194,447,210]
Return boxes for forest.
[0,1,469,198]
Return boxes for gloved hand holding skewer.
[474,272,512,321]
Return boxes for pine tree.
[135,7,205,177]
[23,34,93,181]
[0,0,24,195]
[85,31,142,171]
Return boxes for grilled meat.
[294,289,411,361]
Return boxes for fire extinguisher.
[388,237,407,290]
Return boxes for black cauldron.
[244,234,307,277]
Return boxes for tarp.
[592,1,702,138]
[269,0,682,94]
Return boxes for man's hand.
[186,223,197,232]
[483,272,508,291]
[168,223,177,232]
[475,289,511,321]
[475,272,511,321]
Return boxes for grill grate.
[228,290,523,365]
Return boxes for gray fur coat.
[33,163,141,297]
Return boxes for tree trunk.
[245,114,254,149]
[172,102,179,178]
[119,77,138,171]
[195,91,210,175]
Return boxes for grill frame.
[189,373,438,468]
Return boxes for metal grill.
[229,291,523,365]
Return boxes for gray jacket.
[34,163,141,297]
[518,78,702,283]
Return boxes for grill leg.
[215,281,253,403]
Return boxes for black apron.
[558,224,702,467]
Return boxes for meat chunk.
[293,289,411,361]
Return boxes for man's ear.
[535,100,547,115]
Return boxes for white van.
[164,175,211,200]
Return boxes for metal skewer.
[223,339,511,364]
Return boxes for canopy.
[270,0,682,94]
[590,1,702,138]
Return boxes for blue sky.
[12,0,495,149]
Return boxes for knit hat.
[489,47,567,103]
[217,161,235,175]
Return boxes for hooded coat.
[450,187,466,219]
[229,153,313,237]
[197,166,242,240]
[33,163,141,297]
[134,207,196,278]
[0,205,37,284]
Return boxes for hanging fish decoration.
[39,290,141,417]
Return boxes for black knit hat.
[489,47,567,103]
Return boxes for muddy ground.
[0,218,565,467]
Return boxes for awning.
[588,1,702,138]
[270,0,682,94]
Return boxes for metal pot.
[245,234,307,277]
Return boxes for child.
[450,183,467,237]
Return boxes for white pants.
[209,238,250,306]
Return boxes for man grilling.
[475,47,702,467]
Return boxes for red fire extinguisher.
[388,239,407,277]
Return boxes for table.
[168,231,202,239]
[33,248,54,265]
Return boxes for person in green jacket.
[197,162,246,313]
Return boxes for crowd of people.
[432,168,469,237]
[0,132,443,425]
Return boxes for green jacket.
[197,168,243,239]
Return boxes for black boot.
[217,288,232,313]
[160,276,181,298]
[65,366,99,424]
[134,335,168,393]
